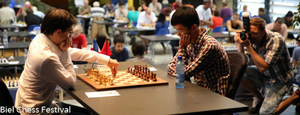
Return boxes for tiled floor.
[65,35,299,115]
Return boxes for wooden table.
[65,61,248,115]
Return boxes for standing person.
[258,8,271,24]
[220,2,233,24]
[15,8,119,114]
[148,0,162,15]
[167,6,230,96]
[78,0,91,35]
[266,17,288,38]
[110,35,130,62]
[71,24,87,50]
[234,17,293,114]
[195,0,213,30]
[284,11,295,39]
[293,35,300,82]
[239,5,251,20]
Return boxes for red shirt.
[71,33,87,49]
[210,16,223,30]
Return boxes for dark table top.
[0,24,27,29]
[115,27,155,32]
[0,56,25,67]
[0,42,30,50]
[92,20,128,25]
[0,31,35,37]
[65,61,248,115]
[140,35,179,42]
[212,32,235,38]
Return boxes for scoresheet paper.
[85,90,120,98]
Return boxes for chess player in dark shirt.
[110,35,130,62]
[24,7,42,30]
[258,8,271,24]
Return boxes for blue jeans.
[243,66,291,114]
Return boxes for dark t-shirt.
[110,46,130,62]
[259,14,271,24]
[25,13,42,29]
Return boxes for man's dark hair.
[214,10,220,17]
[275,17,284,24]
[259,8,264,13]
[171,6,199,29]
[119,1,125,6]
[41,8,77,36]
[286,11,293,17]
[222,2,227,6]
[113,34,125,44]
[157,13,166,27]
[96,34,107,50]
[25,8,33,14]
[132,41,146,56]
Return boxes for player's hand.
[107,59,119,76]
[59,38,71,51]
[179,34,191,48]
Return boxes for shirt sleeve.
[264,37,284,65]
[41,54,76,89]
[196,8,204,21]
[167,47,188,77]
[68,48,110,65]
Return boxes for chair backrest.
[28,25,40,31]
[226,52,248,99]
[212,26,222,33]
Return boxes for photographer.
[234,17,293,114]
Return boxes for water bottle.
[176,56,185,88]
[146,46,151,58]
[3,29,8,45]
[24,49,28,62]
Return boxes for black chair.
[226,52,248,99]
[0,80,19,114]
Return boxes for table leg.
[151,42,155,60]
[14,66,17,74]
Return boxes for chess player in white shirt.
[195,0,213,30]
[137,8,157,28]
[15,8,119,114]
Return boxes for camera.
[240,12,251,40]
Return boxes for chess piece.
[127,67,130,73]
[153,73,157,81]
[8,76,11,87]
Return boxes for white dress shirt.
[137,11,157,28]
[195,5,212,29]
[15,34,110,113]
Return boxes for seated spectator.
[127,41,154,65]
[293,35,300,82]
[96,34,110,50]
[115,2,127,21]
[266,17,287,38]
[32,6,45,19]
[155,13,169,53]
[90,1,105,17]
[110,35,129,62]
[284,11,294,29]
[137,0,147,13]
[137,8,157,28]
[16,1,31,21]
[209,10,223,30]
[0,1,15,24]
[226,13,243,32]
[127,6,139,22]
[148,0,162,15]
[258,8,270,24]
[103,2,115,15]
[24,8,42,30]
[172,0,182,10]
[220,2,232,24]
[71,24,87,50]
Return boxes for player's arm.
[184,44,217,78]
[167,47,188,77]
[69,48,110,65]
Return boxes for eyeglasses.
[68,31,73,38]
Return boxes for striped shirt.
[168,28,230,95]
[246,29,293,84]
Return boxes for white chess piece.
[1,58,9,63]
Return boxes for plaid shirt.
[168,28,230,95]
[246,29,293,84]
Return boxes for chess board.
[77,71,168,91]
